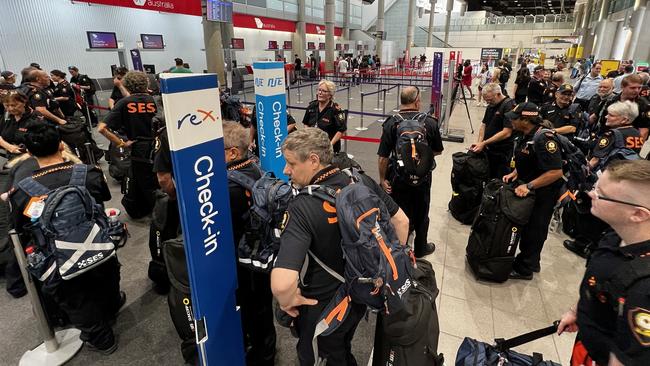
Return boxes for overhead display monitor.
[141,34,164,49]
[307,42,316,50]
[356,44,363,51]
[283,41,292,50]
[344,44,350,51]
[87,31,118,49]
[335,44,342,50]
[206,0,233,22]
[231,38,245,49]
[268,41,279,50]
[319,42,326,50]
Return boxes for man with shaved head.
[19,68,66,125]
[378,86,444,257]
[558,160,650,366]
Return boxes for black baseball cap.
[30,63,41,70]
[174,58,183,64]
[68,66,79,72]
[1,71,14,79]
[557,83,575,94]
[505,102,540,121]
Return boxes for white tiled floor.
[290,82,588,364]
[410,95,583,364]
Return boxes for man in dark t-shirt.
[470,82,516,178]
[273,128,409,366]
[99,71,159,218]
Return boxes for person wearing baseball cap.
[1,71,16,87]
[539,83,581,140]
[503,102,564,280]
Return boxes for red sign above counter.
[233,14,296,32]
[75,0,201,16]
[306,23,343,36]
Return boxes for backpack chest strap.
[69,164,88,186]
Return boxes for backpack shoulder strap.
[299,184,337,206]
[17,176,50,198]
[606,256,650,314]
[610,128,626,147]
[227,169,256,191]
[69,164,88,186]
[308,249,345,283]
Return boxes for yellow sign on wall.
[600,60,621,77]
[576,46,584,59]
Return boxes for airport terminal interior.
[1,0,650,365]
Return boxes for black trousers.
[513,184,560,275]
[486,149,511,180]
[237,267,277,366]
[82,94,98,125]
[45,257,122,348]
[500,83,509,97]
[295,299,366,366]
[390,180,432,257]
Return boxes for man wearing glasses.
[557,160,650,366]
[377,86,443,257]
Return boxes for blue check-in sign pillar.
[253,62,288,180]
[160,73,245,366]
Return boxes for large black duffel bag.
[163,236,199,365]
[373,259,444,366]
[466,180,536,282]
[59,117,103,164]
[449,151,489,224]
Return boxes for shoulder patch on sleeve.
[629,307,650,346]
[545,140,558,154]
[279,211,290,233]
[598,136,611,148]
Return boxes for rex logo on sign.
[177,109,217,129]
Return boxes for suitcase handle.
[494,320,559,352]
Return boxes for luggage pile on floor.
[449,151,490,225]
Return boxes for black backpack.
[449,151,490,225]
[59,117,103,164]
[499,67,510,84]
[300,168,440,364]
[18,164,127,286]
[108,141,131,182]
[227,167,293,272]
[532,128,593,193]
[391,113,436,186]
[373,259,444,366]
[147,190,180,292]
[466,180,536,282]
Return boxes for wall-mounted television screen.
[318,42,325,50]
[283,41,292,50]
[307,42,316,50]
[231,38,245,49]
[141,34,164,49]
[268,41,279,50]
[87,31,118,49]
[344,44,350,50]
[335,43,342,50]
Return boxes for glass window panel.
[313,8,324,17]
[268,0,283,11]
[336,12,343,22]
[285,2,297,13]
[313,0,324,9]
[247,0,267,7]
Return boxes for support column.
[343,0,350,40]
[376,0,385,59]
[406,0,416,53]
[202,0,226,85]
[579,0,594,59]
[459,0,467,16]
[569,3,585,64]
[427,0,437,47]
[592,0,611,59]
[325,0,335,72]
[623,0,647,60]
[443,0,454,46]
[293,0,307,65]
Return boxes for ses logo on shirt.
[177,109,217,129]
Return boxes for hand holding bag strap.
[494,320,560,351]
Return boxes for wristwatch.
[526,182,534,190]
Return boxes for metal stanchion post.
[356,94,368,131]
[377,89,387,123]
[347,87,354,119]
[9,229,83,365]
[310,83,314,101]
[297,84,303,104]
[287,84,291,107]
[374,83,382,111]
[393,84,401,112]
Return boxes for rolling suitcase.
[456,321,561,366]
